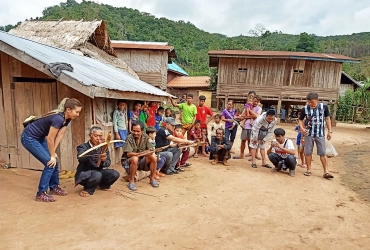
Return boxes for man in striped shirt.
[299,92,334,179]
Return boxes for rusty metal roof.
[209,50,359,66]
[168,76,210,88]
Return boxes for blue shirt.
[155,114,163,130]
[295,125,301,145]
[24,113,70,140]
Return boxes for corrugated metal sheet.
[208,50,359,63]
[0,31,171,97]
[168,76,210,88]
[167,62,189,76]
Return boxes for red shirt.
[147,103,158,126]
[196,105,213,129]
[188,127,201,140]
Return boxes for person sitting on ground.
[155,118,193,175]
[210,114,225,141]
[155,107,164,130]
[229,108,241,131]
[267,128,297,177]
[250,109,277,169]
[75,126,120,197]
[295,122,306,168]
[188,120,204,158]
[173,124,191,169]
[121,120,158,191]
[210,128,231,166]
[146,126,166,180]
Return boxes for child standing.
[147,102,159,127]
[240,91,256,127]
[173,124,191,169]
[201,128,210,154]
[113,100,127,148]
[155,107,164,130]
[146,126,166,179]
[211,114,225,140]
[229,109,241,131]
[295,123,306,168]
[128,101,141,132]
[139,102,149,130]
[188,120,203,158]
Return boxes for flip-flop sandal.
[150,180,159,188]
[256,157,262,160]
[181,162,192,167]
[251,164,257,168]
[261,164,272,168]
[301,164,307,168]
[304,171,311,176]
[323,173,334,179]
[128,182,138,191]
[233,156,244,159]
[175,167,185,172]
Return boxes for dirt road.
[0,123,369,250]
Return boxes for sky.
[0,0,369,37]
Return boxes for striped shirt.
[299,103,330,137]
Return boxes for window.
[237,68,248,83]
[293,69,304,74]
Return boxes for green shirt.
[122,133,153,160]
[178,103,197,124]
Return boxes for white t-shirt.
[272,138,295,159]
[211,122,225,136]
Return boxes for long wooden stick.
[78,140,125,158]
[97,132,112,167]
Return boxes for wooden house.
[168,76,212,106]
[111,41,176,91]
[0,31,172,171]
[209,50,359,122]
[340,71,362,96]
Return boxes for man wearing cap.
[155,118,193,175]
[250,109,277,169]
[196,95,214,134]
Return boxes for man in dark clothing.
[75,126,120,197]
[210,128,231,166]
[155,118,192,175]
[298,92,334,179]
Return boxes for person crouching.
[210,128,231,166]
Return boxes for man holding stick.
[121,121,158,191]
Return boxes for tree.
[296,32,318,52]
[248,23,271,50]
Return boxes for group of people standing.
[20,91,334,202]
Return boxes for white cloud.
[0,0,369,36]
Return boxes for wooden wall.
[0,51,122,171]
[168,88,211,106]
[217,57,342,101]
[116,49,168,90]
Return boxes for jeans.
[268,153,297,170]
[79,169,120,195]
[21,132,59,196]
[159,147,181,173]
[225,125,237,143]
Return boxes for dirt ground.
[1,123,370,250]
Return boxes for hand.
[252,139,258,145]
[218,144,225,149]
[99,138,106,143]
[260,140,265,145]
[99,153,107,162]
[327,132,332,140]
[54,153,58,158]
[47,156,57,168]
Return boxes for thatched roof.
[9,20,138,79]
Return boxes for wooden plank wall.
[0,52,8,164]
[217,57,342,100]
[136,72,162,88]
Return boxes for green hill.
[1,0,369,80]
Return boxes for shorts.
[114,129,127,148]
[122,156,150,174]
[249,140,266,149]
[182,123,193,136]
[241,129,251,140]
[304,136,326,156]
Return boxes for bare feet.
[79,190,90,197]
[201,153,208,157]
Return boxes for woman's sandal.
[304,171,311,176]
[79,190,90,197]
[233,156,244,159]
[261,164,272,168]
[251,164,257,168]
[323,173,334,179]
[181,162,192,167]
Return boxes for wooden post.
[277,98,282,123]
[216,97,220,110]
[331,101,338,127]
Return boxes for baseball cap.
[166,118,179,126]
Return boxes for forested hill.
[1,0,370,80]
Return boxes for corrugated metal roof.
[208,50,359,63]
[111,40,174,51]
[0,31,171,98]
[167,62,189,76]
[168,76,210,88]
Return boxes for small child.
[139,102,149,130]
[201,128,210,154]
[173,124,191,169]
[295,123,306,168]
[128,101,141,132]
[155,107,164,130]
[146,126,166,179]
[188,120,202,158]
[211,114,225,140]
[229,109,241,131]
[240,92,255,127]
[113,100,127,148]
[162,108,176,127]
